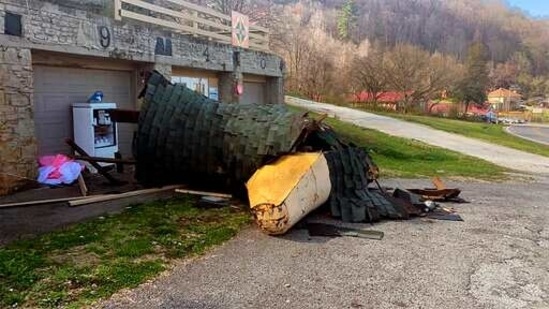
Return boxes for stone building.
[0,0,285,195]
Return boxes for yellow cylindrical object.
[246,152,332,235]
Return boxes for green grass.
[0,197,250,308]
[323,117,508,179]
[361,111,549,158]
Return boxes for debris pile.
[137,71,465,235]
[136,71,305,188]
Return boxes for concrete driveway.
[507,125,549,146]
[286,97,549,176]
[99,178,549,309]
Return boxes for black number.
[99,26,111,48]
[260,58,267,69]
[203,47,210,62]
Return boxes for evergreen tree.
[455,41,489,114]
[337,0,357,41]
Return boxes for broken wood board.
[69,185,183,207]
[175,189,232,199]
[0,196,91,209]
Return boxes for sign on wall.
[231,11,249,48]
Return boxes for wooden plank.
[123,0,231,32]
[69,185,183,207]
[65,138,122,185]
[432,176,446,190]
[114,0,122,21]
[175,188,232,199]
[74,156,136,165]
[77,174,88,196]
[0,196,91,209]
[251,24,270,33]
[163,0,231,22]
[120,10,232,43]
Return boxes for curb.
[505,126,549,146]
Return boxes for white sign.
[209,87,219,100]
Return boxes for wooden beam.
[123,0,231,32]
[74,156,136,165]
[120,10,232,43]
[65,138,122,185]
[77,174,89,196]
[114,0,122,21]
[109,109,139,123]
[0,196,91,209]
[175,189,232,199]
[69,185,183,207]
[163,0,231,22]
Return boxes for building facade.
[0,0,285,194]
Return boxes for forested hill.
[269,0,548,70]
[195,0,549,102]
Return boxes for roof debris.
[137,71,466,235]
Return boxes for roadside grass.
[0,197,250,308]
[289,106,508,179]
[359,110,549,158]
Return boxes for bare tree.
[384,44,460,113]
[351,51,388,106]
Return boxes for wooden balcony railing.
[114,0,269,51]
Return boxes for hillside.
[194,0,549,104]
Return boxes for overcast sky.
[507,0,549,17]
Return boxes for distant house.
[350,91,414,110]
[427,100,492,116]
[488,88,521,111]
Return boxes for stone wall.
[0,47,36,195]
[0,0,284,77]
[0,0,285,195]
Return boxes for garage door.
[33,66,135,157]
[241,82,266,104]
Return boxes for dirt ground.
[97,177,549,309]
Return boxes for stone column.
[218,49,243,104]
[266,76,284,104]
[0,47,37,195]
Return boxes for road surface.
[507,125,549,146]
[286,96,549,175]
[99,179,549,309]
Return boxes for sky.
[507,0,549,18]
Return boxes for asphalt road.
[507,125,549,146]
[99,178,549,309]
[286,96,549,175]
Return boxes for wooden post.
[192,10,198,38]
[114,0,122,21]
[65,138,122,185]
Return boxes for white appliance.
[72,103,118,166]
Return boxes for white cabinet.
[72,103,118,165]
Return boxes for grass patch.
[324,117,508,179]
[362,111,549,158]
[0,197,250,308]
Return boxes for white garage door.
[33,66,135,157]
[241,82,266,104]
